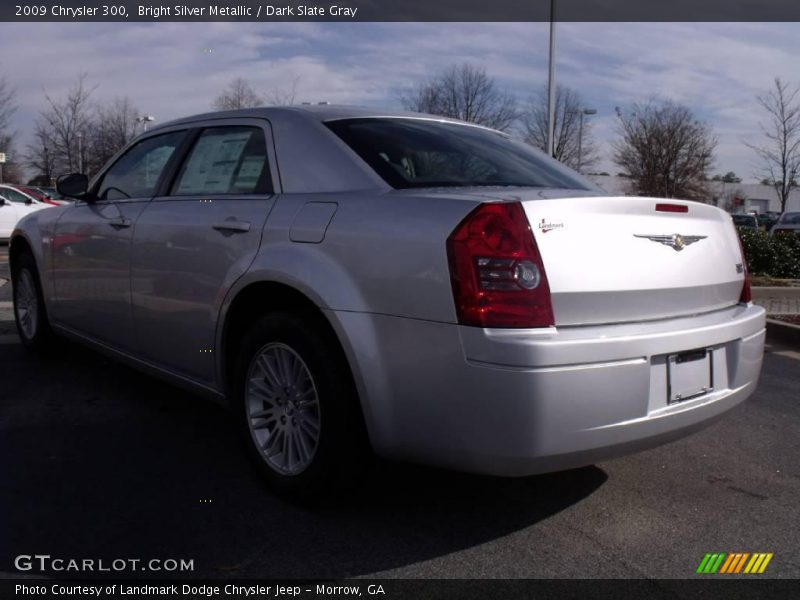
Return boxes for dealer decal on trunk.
[538,219,565,233]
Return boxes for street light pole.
[576,108,596,174]
[136,115,155,133]
[546,0,556,158]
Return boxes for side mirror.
[56,173,93,201]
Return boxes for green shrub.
[737,227,800,279]
[771,233,800,279]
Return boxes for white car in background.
[0,192,51,241]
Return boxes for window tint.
[171,127,270,196]
[326,118,595,190]
[97,131,185,200]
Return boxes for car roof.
[150,104,506,135]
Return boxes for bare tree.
[522,85,598,171]
[747,77,800,214]
[0,74,17,144]
[88,97,140,174]
[25,121,58,186]
[0,74,22,183]
[212,77,264,111]
[28,92,140,182]
[266,77,299,106]
[36,74,96,175]
[613,100,717,201]
[399,63,518,132]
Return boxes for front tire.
[234,311,368,500]
[12,251,56,352]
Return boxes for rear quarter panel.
[237,191,477,322]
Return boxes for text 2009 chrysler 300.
[10,106,765,497]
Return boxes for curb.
[766,318,800,346]
[752,287,800,298]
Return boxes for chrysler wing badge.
[633,233,707,251]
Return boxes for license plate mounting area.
[666,348,713,405]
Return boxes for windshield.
[325,118,595,190]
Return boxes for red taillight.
[655,203,689,213]
[446,202,554,328]
[736,235,752,303]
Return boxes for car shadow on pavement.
[0,339,607,579]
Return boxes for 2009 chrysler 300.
[10,106,766,497]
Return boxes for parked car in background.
[757,212,779,231]
[6,184,62,206]
[0,184,52,208]
[732,213,759,229]
[33,186,73,205]
[0,192,51,240]
[770,211,800,236]
[14,184,69,206]
[9,106,766,499]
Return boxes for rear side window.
[97,131,185,200]
[325,118,594,190]
[171,126,271,196]
[1,188,32,203]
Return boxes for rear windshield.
[325,118,594,190]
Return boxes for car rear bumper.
[329,303,766,476]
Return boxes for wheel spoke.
[248,378,278,403]
[292,431,307,467]
[260,353,284,387]
[277,348,293,385]
[263,430,282,457]
[298,412,320,438]
[250,406,278,419]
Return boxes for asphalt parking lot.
[0,243,798,580]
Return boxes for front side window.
[171,126,270,196]
[97,131,185,200]
[325,118,595,190]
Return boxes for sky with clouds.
[0,21,798,181]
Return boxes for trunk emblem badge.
[634,233,707,251]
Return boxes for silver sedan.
[10,106,765,499]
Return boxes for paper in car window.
[177,131,251,195]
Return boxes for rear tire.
[12,251,56,352]
[234,311,368,501]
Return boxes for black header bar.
[4,0,800,22]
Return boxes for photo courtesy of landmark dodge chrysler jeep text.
[10,106,766,498]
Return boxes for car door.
[130,120,278,385]
[0,195,20,238]
[50,130,187,350]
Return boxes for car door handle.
[109,216,132,229]
[212,219,251,233]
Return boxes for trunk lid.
[516,194,745,326]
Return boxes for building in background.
[588,174,800,214]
